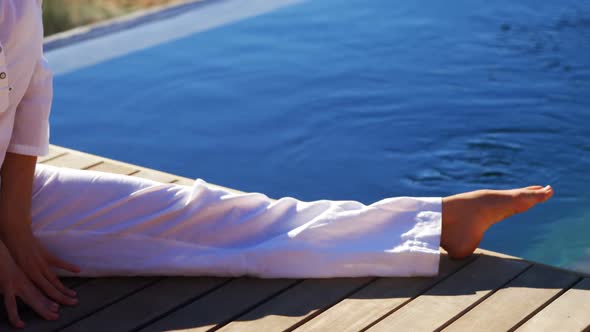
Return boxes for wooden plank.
[43,145,150,174]
[140,278,299,332]
[60,277,228,332]
[444,264,580,332]
[476,248,521,259]
[132,169,178,183]
[86,161,138,175]
[9,277,158,332]
[41,152,102,170]
[218,277,373,332]
[61,277,91,288]
[296,254,477,332]
[365,254,530,332]
[516,278,590,332]
[38,145,68,163]
[172,177,195,186]
[0,279,90,328]
[208,183,246,195]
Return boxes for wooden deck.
[7,144,589,331]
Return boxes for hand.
[0,240,61,329]
[1,226,80,309]
[0,152,80,326]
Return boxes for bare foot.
[441,185,553,259]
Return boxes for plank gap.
[130,278,235,332]
[63,277,93,289]
[55,277,164,332]
[82,161,109,171]
[515,278,590,331]
[508,276,583,332]
[434,263,535,332]
[218,278,374,332]
[364,253,531,331]
[284,277,378,332]
[60,277,229,332]
[358,254,482,332]
[209,279,306,332]
[38,152,68,163]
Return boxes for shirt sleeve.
[7,54,53,157]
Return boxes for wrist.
[0,209,33,238]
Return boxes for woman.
[0,1,553,329]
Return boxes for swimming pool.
[46,0,590,272]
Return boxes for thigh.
[31,164,211,276]
[30,164,293,276]
[32,164,280,267]
[32,164,291,245]
[32,163,175,232]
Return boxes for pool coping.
[43,0,211,51]
[43,0,304,75]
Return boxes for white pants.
[31,164,442,278]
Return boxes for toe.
[523,186,553,204]
[539,185,554,200]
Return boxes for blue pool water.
[49,0,590,272]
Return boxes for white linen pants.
[31,164,442,278]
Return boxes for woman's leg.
[31,164,441,278]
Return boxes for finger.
[43,265,77,298]
[4,291,25,329]
[36,248,78,297]
[45,251,81,274]
[20,282,59,321]
[32,271,77,306]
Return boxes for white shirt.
[0,0,52,169]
